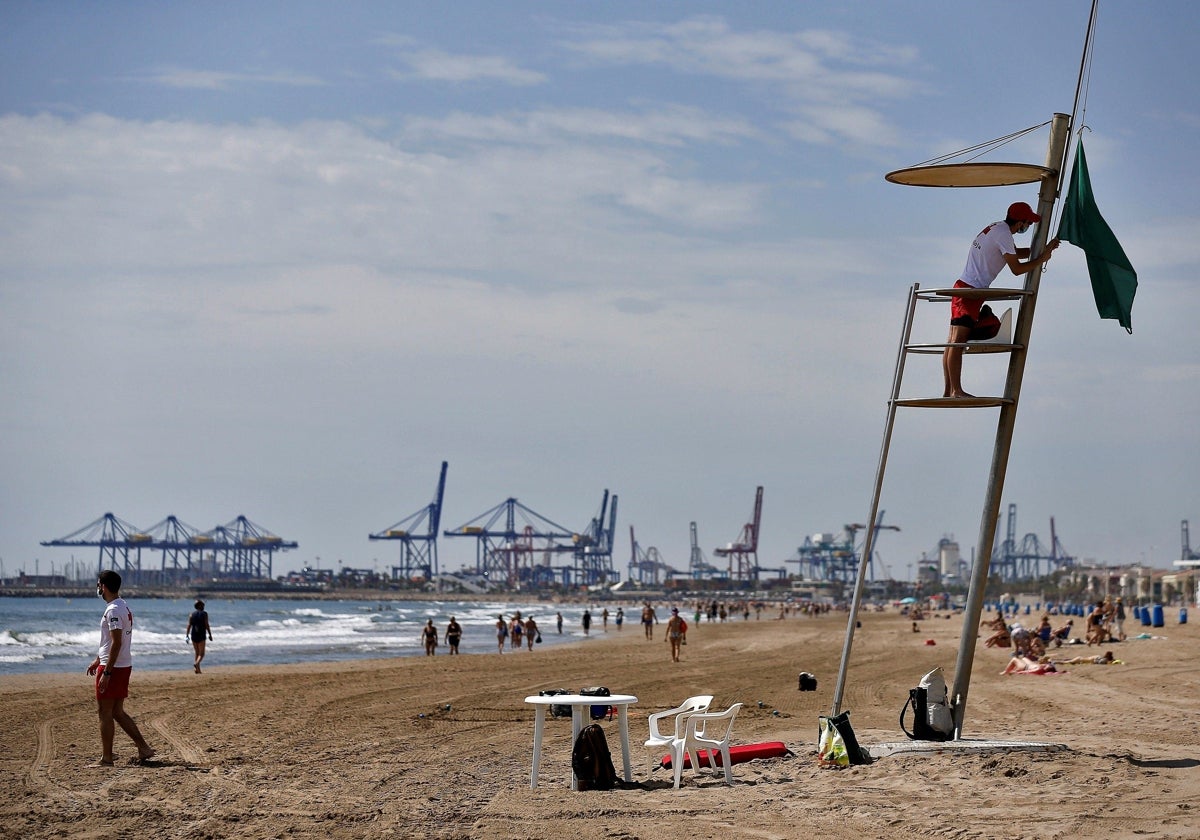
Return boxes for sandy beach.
[4,607,1197,839]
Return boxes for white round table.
[524,693,638,789]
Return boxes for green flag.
[1056,140,1137,332]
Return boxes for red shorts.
[949,280,985,326]
[96,665,131,700]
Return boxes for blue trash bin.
[1179,607,1188,625]
[1152,604,1164,628]
[1140,606,1152,626]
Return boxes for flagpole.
[949,113,1071,737]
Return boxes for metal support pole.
[949,113,1071,736]
[831,284,921,716]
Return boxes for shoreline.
[7,609,1198,838]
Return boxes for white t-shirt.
[99,597,134,668]
[959,221,1016,288]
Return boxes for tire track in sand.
[28,720,58,794]
[28,719,84,804]
[148,715,205,765]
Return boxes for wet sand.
[4,608,1197,839]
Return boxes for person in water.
[421,619,439,656]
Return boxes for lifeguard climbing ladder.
[831,113,1072,737]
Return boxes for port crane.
[1179,520,1200,567]
[41,512,297,584]
[990,503,1075,581]
[444,497,577,589]
[41,512,148,581]
[369,461,448,582]
[571,490,619,586]
[789,512,899,583]
[627,525,675,586]
[139,515,207,583]
[713,486,763,583]
[688,521,723,580]
[192,516,296,579]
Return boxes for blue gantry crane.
[627,524,675,586]
[688,521,724,580]
[571,490,619,587]
[192,516,297,580]
[41,512,149,581]
[990,503,1075,582]
[41,512,296,584]
[369,461,448,583]
[443,489,619,589]
[788,511,899,584]
[444,497,577,589]
[139,515,207,583]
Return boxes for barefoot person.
[665,607,686,663]
[186,599,212,673]
[421,619,439,656]
[87,571,154,766]
[641,603,657,640]
[445,617,462,655]
[943,202,1059,397]
[495,614,508,654]
[524,615,538,651]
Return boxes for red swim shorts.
[949,279,985,326]
[96,665,131,700]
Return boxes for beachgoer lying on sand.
[1001,655,1057,675]
[1055,650,1120,666]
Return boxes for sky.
[2,1,1198,584]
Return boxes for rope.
[1051,0,1101,230]
[913,121,1051,169]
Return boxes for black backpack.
[571,723,617,791]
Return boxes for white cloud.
[387,48,545,86]
[402,105,758,148]
[560,15,918,147]
[140,67,326,90]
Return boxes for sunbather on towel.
[1000,655,1057,675]
[1055,650,1119,666]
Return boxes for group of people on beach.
[492,612,542,653]
[985,601,1127,675]
[1085,596,1127,645]
[420,616,464,655]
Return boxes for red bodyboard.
[660,741,790,770]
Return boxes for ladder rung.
[893,396,1013,408]
[915,287,1032,302]
[905,342,1023,355]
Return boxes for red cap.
[1007,201,1041,223]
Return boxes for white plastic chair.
[675,702,743,788]
[644,695,712,773]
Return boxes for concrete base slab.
[868,739,1069,759]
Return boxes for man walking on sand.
[87,570,155,766]
[943,201,1059,398]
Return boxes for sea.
[0,596,613,675]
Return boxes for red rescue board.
[660,741,791,770]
